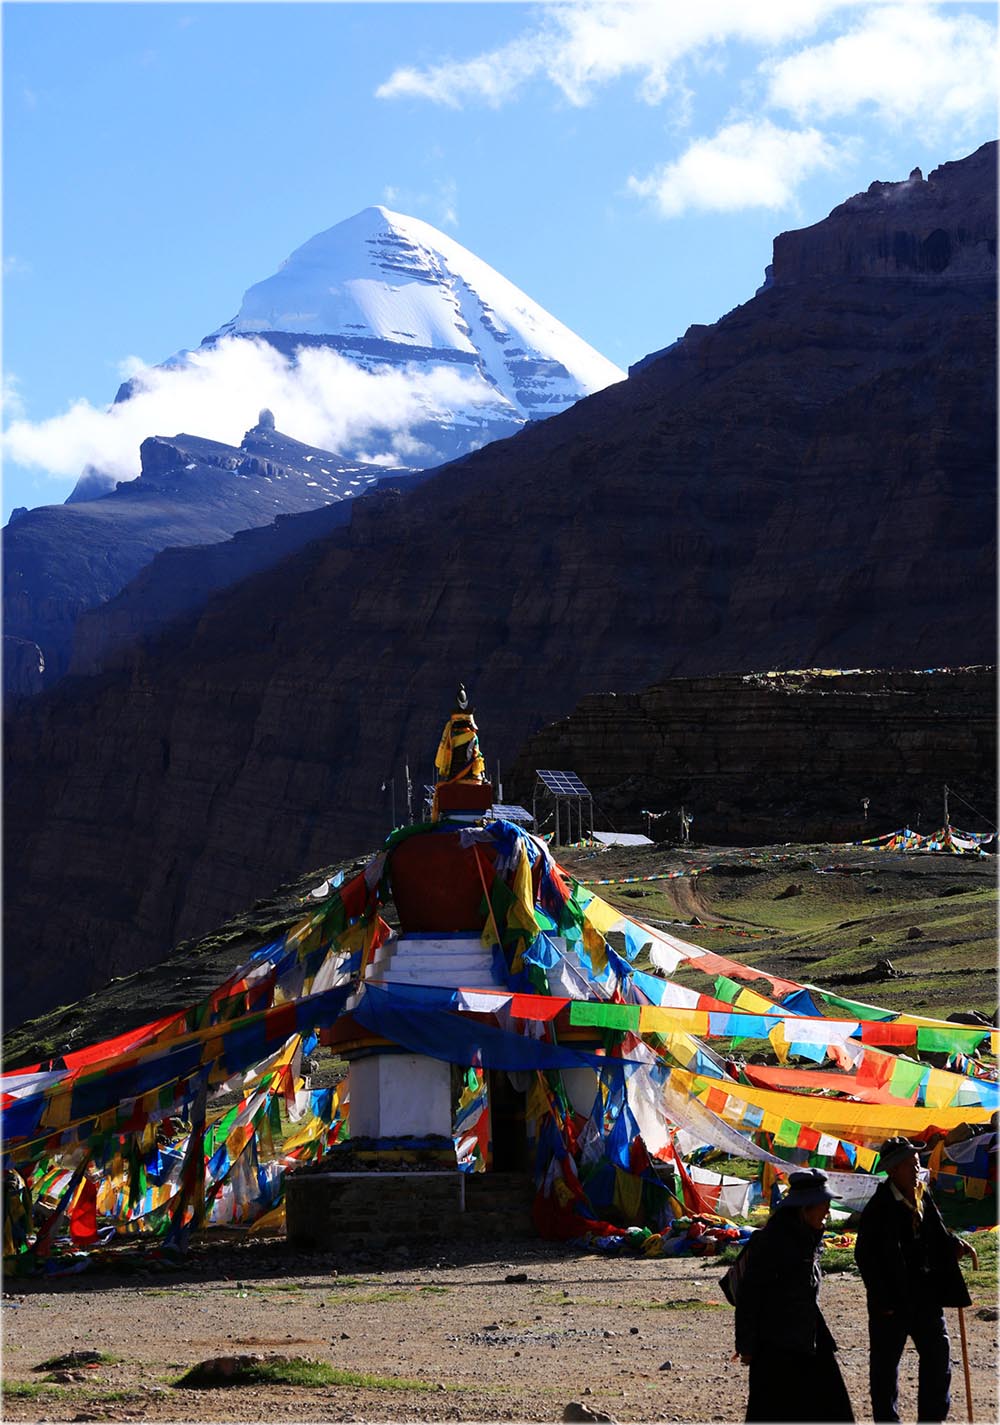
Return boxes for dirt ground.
[3,1236,997,1424]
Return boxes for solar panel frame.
[492,802,534,824]
[536,769,591,797]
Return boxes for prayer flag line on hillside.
[2,817,994,1264]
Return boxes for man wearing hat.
[854,1136,973,1422]
[735,1168,854,1422]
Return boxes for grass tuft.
[173,1356,438,1391]
[328,1288,413,1305]
[821,1248,859,1274]
[960,1230,998,1296]
[34,1350,117,1371]
[3,1381,68,1398]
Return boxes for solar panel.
[536,769,591,797]
[492,803,534,825]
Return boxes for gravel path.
[2,1237,996,1423]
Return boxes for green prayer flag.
[813,988,894,1022]
[888,1056,927,1099]
[775,1117,800,1148]
[568,1001,640,1031]
[916,1025,989,1055]
[713,975,742,1006]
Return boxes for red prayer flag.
[69,1176,98,1245]
[509,994,568,1021]
[861,1021,917,1047]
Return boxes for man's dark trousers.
[869,1297,952,1423]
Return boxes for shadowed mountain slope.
[3,420,398,694]
[4,144,995,1026]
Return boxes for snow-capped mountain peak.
[208,205,624,428]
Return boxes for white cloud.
[377,34,541,109]
[1,373,26,422]
[0,336,503,482]
[3,254,32,278]
[379,177,459,230]
[377,0,851,109]
[437,177,459,229]
[765,3,998,132]
[628,119,843,217]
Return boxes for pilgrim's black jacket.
[735,1207,836,1358]
[854,1179,971,1314]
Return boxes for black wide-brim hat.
[877,1136,920,1172]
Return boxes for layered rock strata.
[509,668,997,846]
[3,422,396,695]
[4,145,995,1025]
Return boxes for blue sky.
[3,0,996,519]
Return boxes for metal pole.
[589,795,594,840]
[391,777,396,829]
[944,783,950,828]
[555,798,560,846]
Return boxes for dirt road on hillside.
[3,1238,997,1424]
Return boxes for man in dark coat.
[735,1168,854,1423]
[854,1136,973,1422]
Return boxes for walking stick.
[958,1244,979,1423]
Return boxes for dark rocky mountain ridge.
[509,667,996,846]
[4,144,995,1027]
[3,418,401,696]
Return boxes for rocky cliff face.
[4,144,996,1027]
[509,668,996,845]
[2,636,45,700]
[772,143,996,285]
[3,422,396,695]
[68,469,428,679]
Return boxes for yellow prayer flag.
[769,1023,791,1065]
[247,1202,287,1235]
[735,987,779,1013]
[338,920,370,955]
[526,1076,550,1126]
[640,1006,708,1036]
[923,1068,957,1110]
[202,1035,224,1066]
[690,1074,988,1142]
[658,1031,705,1070]
[40,1090,73,1131]
[509,844,541,937]
[582,920,608,976]
[584,894,624,936]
